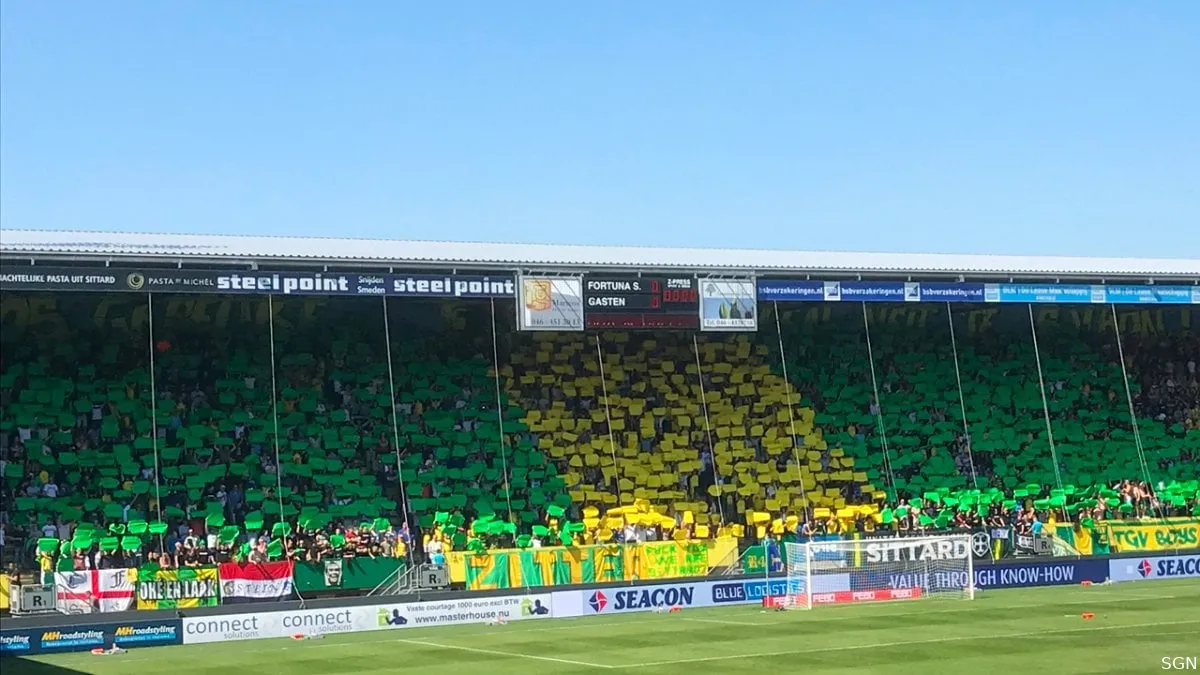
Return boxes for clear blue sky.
[2,2,1197,258]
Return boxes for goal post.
[773,534,975,609]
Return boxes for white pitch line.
[1113,591,1180,599]
[397,637,614,669]
[683,617,765,626]
[610,618,1200,669]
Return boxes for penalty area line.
[609,618,1200,669]
[683,617,766,626]
[397,638,615,669]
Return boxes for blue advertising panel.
[1,619,182,656]
[835,282,914,303]
[985,284,1101,304]
[758,280,1199,305]
[918,283,986,302]
[864,558,1109,593]
[1102,285,1198,305]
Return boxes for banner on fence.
[1104,520,1200,552]
[137,566,220,609]
[54,569,135,614]
[451,539,730,591]
[293,558,406,593]
[218,562,294,602]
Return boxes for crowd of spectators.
[2,299,1197,577]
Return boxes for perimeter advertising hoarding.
[874,558,1109,593]
[1110,555,1200,582]
[8,267,1197,306]
[180,594,553,644]
[757,280,1200,305]
[0,619,182,655]
[0,267,516,298]
[517,276,585,331]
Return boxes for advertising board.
[1,619,182,655]
[583,582,706,614]
[874,558,1109,593]
[517,276,585,331]
[181,594,554,644]
[756,280,1200,305]
[699,280,757,331]
[0,267,516,298]
[182,607,375,644]
[710,574,852,604]
[373,594,553,629]
[1110,555,1200,582]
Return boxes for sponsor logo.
[0,634,32,652]
[520,598,550,616]
[588,591,608,613]
[1155,556,1200,578]
[216,273,350,295]
[40,630,105,649]
[378,608,408,627]
[711,583,747,604]
[280,610,356,634]
[971,532,992,558]
[113,624,178,644]
[126,273,145,290]
[590,586,696,613]
[1138,559,1153,578]
[184,615,263,642]
[864,539,969,563]
[524,279,552,311]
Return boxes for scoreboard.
[583,276,699,329]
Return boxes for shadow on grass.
[0,658,93,675]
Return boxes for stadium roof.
[1,228,1197,280]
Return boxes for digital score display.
[583,276,699,329]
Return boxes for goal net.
[775,535,975,610]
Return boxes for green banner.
[136,566,219,609]
[742,545,768,575]
[293,557,406,593]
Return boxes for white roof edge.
[1,228,1197,279]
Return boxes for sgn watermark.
[1162,657,1198,670]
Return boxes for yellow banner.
[449,538,737,590]
[637,541,709,580]
[1105,520,1200,552]
[0,574,8,610]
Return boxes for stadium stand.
[502,331,840,539]
[0,295,558,569]
[2,292,1197,574]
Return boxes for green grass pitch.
[7,580,1199,674]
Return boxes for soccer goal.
[772,534,975,610]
